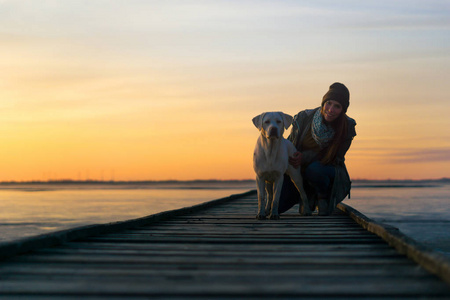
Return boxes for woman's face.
[322,100,343,122]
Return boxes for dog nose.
[269,127,279,138]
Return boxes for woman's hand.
[289,151,302,169]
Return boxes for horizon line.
[0,178,449,184]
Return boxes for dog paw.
[256,214,266,220]
[268,214,280,220]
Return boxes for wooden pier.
[0,190,449,299]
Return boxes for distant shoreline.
[0,179,256,185]
[0,178,448,187]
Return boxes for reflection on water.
[0,185,253,243]
[345,184,450,258]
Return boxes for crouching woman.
[279,82,357,216]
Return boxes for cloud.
[356,147,450,164]
[389,148,450,163]
[350,140,450,164]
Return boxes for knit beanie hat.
[321,82,350,113]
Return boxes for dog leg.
[265,183,273,216]
[288,167,312,216]
[268,178,283,220]
[298,188,312,216]
[256,177,267,220]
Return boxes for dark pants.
[278,161,335,214]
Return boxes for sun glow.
[1,1,449,181]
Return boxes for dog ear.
[252,113,265,130]
[281,113,293,130]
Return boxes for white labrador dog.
[253,112,311,220]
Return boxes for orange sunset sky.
[1,1,449,181]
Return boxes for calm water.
[345,181,450,259]
[0,181,449,260]
[0,182,253,243]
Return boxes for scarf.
[311,109,335,149]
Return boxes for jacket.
[288,107,357,214]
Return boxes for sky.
[0,0,449,181]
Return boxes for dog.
[252,112,311,220]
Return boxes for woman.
[278,82,357,216]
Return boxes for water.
[345,181,450,259]
[0,180,449,261]
[0,181,254,243]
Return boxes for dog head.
[252,112,293,139]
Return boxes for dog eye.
[276,120,282,124]
[264,120,270,124]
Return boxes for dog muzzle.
[268,127,279,138]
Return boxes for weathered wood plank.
[0,264,433,279]
[30,246,401,257]
[45,241,397,251]
[5,252,410,265]
[0,260,420,273]
[0,277,448,297]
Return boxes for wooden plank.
[44,241,397,251]
[5,256,411,266]
[0,263,432,278]
[0,277,448,297]
[24,241,397,259]
[0,260,427,273]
